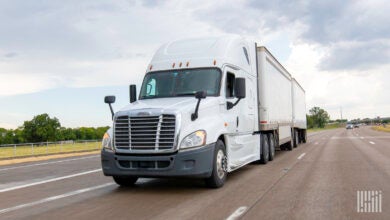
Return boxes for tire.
[286,135,293,151]
[294,130,299,148]
[260,134,269,164]
[113,176,138,187]
[205,140,227,188]
[268,133,275,161]
[302,130,307,143]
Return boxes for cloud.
[0,0,389,123]
[195,0,390,71]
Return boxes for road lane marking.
[297,153,306,160]
[226,206,247,220]
[0,169,101,193]
[0,155,100,172]
[314,142,319,145]
[360,137,365,139]
[369,141,375,145]
[0,183,114,215]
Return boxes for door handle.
[236,116,239,127]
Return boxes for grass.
[0,141,101,159]
[307,123,343,133]
[372,125,390,133]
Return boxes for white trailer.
[291,78,307,147]
[101,36,307,188]
[257,46,294,150]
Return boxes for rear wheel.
[268,133,275,161]
[286,134,293,151]
[294,130,299,148]
[302,130,307,143]
[113,176,138,187]
[260,134,269,164]
[205,140,227,188]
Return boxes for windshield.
[139,68,221,99]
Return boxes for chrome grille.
[114,114,176,151]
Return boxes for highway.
[0,126,389,219]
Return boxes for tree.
[308,107,330,128]
[22,114,61,142]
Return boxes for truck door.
[223,67,258,170]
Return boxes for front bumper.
[101,143,215,178]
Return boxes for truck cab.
[101,36,261,188]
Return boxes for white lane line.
[360,137,365,139]
[297,153,306,160]
[0,182,114,215]
[0,155,99,172]
[226,206,247,220]
[314,142,319,145]
[0,169,101,193]
[369,141,375,145]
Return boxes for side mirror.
[195,91,207,99]
[191,91,207,121]
[104,96,116,104]
[234,78,246,99]
[104,96,116,120]
[130,84,137,103]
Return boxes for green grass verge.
[0,142,101,159]
[372,125,390,133]
[307,123,343,133]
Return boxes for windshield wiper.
[175,93,196,96]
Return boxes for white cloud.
[0,0,389,123]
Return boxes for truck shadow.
[110,150,288,192]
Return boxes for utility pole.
[340,106,343,121]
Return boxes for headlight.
[102,132,113,151]
[180,130,206,149]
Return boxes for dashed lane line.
[297,153,306,160]
[0,183,114,215]
[0,169,101,193]
[226,206,248,220]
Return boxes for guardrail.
[0,140,102,159]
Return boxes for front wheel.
[268,133,275,161]
[205,140,227,188]
[113,176,138,187]
[260,134,269,164]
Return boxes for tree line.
[0,114,109,145]
[306,106,330,129]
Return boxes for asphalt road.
[0,126,389,220]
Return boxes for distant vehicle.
[346,124,354,129]
[354,124,359,128]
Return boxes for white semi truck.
[101,36,307,188]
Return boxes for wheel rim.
[270,137,274,157]
[216,150,226,179]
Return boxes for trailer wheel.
[294,130,299,148]
[205,140,227,188]
[302,130,307,143]
[113,176,138,187]
[268,133,275,161]
[260,134,269,164]
[286,136,293,151]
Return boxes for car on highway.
[346,124,354,129]
[353,124,359,128]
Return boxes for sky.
[0,0,389,129]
